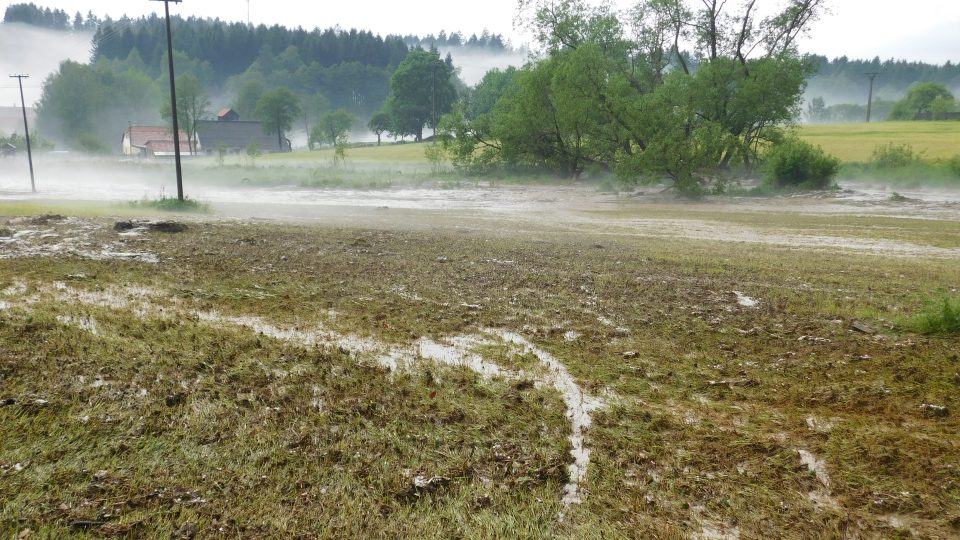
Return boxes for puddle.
[491,330,604,507]
[418,336,508,379]
[695,525,741,540]
[56,315,100,335]
[732,292,759,308]
[798,449,840,510]
[10,280,605,511]
[0,221,160,264]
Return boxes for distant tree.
[807,97,827,123]
[301,92,332,140]
[890,82,956,119]
[367,111,391,146]
[246,141,261,166]
[161,74,210,155]
[310,109,355,164]
[254,88,301,152]
[234,77,266,119]
[384,48,458,141]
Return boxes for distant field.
[257,142,432,165]
[798,121,960,162]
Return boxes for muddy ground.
[1,184,959,538]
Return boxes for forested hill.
[806,55,960,105]
[91,16,409,87]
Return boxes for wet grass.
[799,121,960,163]
[1,204,959,537]
[127,197,211,213]
[904,295,960,335]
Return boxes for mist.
[439,46,530,86]
[0,22,93,107]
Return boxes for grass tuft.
[905,295,960,335]
[127,197,210,213]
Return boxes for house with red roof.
[121,126,199,158]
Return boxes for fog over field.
[0,22,91,106]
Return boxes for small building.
[217,107,240,122]
[1,142,16,157]
[196,109,290,154]
[122,126,199,158]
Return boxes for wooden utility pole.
[431,61,437,139]
[9,74,36,192]
[866,72,879,123]
[152,0,185,201]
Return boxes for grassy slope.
[798,121,960,163]
[1,204,958,537]
[258,143,432,165]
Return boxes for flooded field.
[1,164,959,537]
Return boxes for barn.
[195,108,290,154]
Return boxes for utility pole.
[152,0,184,201]
[431,61,437,139]
[9,75,35,192]
[866,72,879,123]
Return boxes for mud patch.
[732,291,759,308]
[8,281,605,511]
[0,219,159,264]
[798,449,840,510]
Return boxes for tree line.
[436,0,832,196]
[3,3,99,31]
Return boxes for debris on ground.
[398,475,450,500]
[851,321,876,335]
[920,403,949,417]
[172,523,199,539]
[114,220,188,233]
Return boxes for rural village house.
[195,107,291,154]
[121,126,197,158]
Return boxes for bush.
[946,155,960,178]
[870,143,921,169]
[128,197,209,213]
[75,132,110,155]
[763,138,840,190]
[905,295,960,335]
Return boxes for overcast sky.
[1,0,959,63]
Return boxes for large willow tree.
[443,0,828,196]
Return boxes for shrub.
[764,138,840,190]
[75,133,110,155]
[128,197,209,213]
[870,143,921,169]
[946,155,960,178]
[905,295,960,335]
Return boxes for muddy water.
[4,280,604,510]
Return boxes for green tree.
[161,73,210,155]
[890,82,956,119]
[385,48,458,141]
[35,59,159,150]
[254,88,301,152]
[367,111,391,146]
[443,0,826,195]
[807,97,827,123]
[301,92,332,140]
[309,109,355,164]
